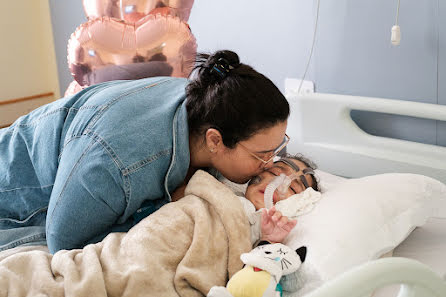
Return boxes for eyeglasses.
[239,134,290,164]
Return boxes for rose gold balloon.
[64,80,84,97]
[67,15,197,87]
[82,0,121,20]
[82,0,194,22]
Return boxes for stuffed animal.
[207,243,307,297]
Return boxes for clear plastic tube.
[263,174,286,209]
[263,173,301,209]
[277,172,300,195]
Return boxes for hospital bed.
[1,91,445,297]
[285,92,446,297]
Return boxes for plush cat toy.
[208,243,307,297]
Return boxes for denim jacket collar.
[163,99,190,201]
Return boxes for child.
[217,154,321,246]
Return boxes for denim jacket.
[0,77,190,253]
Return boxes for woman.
[0,50,290,253]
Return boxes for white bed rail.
[286,92,446,185]
[304,257,446,297]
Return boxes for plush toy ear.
[295,246,307,263]
[257,240,270,246]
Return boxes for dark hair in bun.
[186,50,289,148]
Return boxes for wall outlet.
[284,78,315,97]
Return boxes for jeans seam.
[1,108,70,137]
[77,105,101,110]
[0,184,54,193]
[58,135,84,161]
[46,137,97,231]
[1,107,97,137]
[124,174,131,203]
[122,148,171,176]
[0,233,46,251]
[15,108,70,127]
[83,130,125,170]
[84,79,172,132]
[56,133,128,215]
[0,207,48,223]
[82,130,130,203]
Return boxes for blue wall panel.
[48,0,86,95]
[313,0,439,146]
[437,0,446,147]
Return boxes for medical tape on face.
[276,158,315,189]
[276,158,301,172]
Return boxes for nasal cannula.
[263,172,301,209]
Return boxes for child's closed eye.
[264,170,298,194]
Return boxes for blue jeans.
[0,77,190,253]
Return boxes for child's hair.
[186,50,289,149]
[278,153,321,192]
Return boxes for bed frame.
[304,257,446,297]
[286,92,446,183]
[285,92,446,297]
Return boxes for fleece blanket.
[0,170,252,297]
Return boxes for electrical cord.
[298,0,321,95]
[391,0,401,45]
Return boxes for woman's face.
[212,121,288,184]
[245,158,314,210]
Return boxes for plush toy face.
[240,243,307,280]
[207,243,307,297]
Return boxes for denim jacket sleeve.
[46,133,129,252]
[45,77,190,253]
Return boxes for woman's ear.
[205,128,223,153]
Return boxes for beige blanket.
[0,170,252,297]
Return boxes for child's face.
[245,159,314,210]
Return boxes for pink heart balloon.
[83,0,194,23]
[64,80,84,97]
[67,15,197,87]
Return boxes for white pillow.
[313,169,347,192]
[284,172,446,297]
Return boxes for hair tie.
[210,57,234,79]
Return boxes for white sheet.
[395,217,446,277]
[314,170,446,297]
[371,217,446,297]
[315,169,446,278]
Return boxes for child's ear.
[295,246,307,263]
